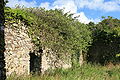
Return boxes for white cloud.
[6,0,37,8]
[73,12,101,24]
[75,0,120,12]
[52,0,77,13]
[39,0,77,13]
[39,2,51,10]
[39,0,94,24]
[73,12,92,24]
[103,1,120,12]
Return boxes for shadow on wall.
[0,0,6,79]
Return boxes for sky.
[6,0,120,24]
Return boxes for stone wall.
[4,21,34,76]
[41,47,71,73]
[3,20,71,76]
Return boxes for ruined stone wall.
[4,21,34,76]
[41,47,71,73]
[3,20,71,76]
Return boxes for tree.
[0,0,6,79]
[87,17,120,65]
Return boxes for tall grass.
[7,63,120,80]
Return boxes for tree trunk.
[0,0,4,24]
[0,0,6,79]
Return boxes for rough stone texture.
[41,47,71,73]
[4,21,34,76]
[3,20,71,76]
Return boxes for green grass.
[7,63,120,80]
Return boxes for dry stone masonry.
[41,47,71,73]
[4,20,34,76]
[2,20,71,76]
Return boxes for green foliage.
[25,8,92,56]
[87,17,120,65]
[5,7,92,64]
[5,6,120,65]
[7,64,120,80]
[4,7,120,80]
[5,7,37,26]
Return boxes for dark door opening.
[30,52,42,75]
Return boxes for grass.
[7,63,120,80]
